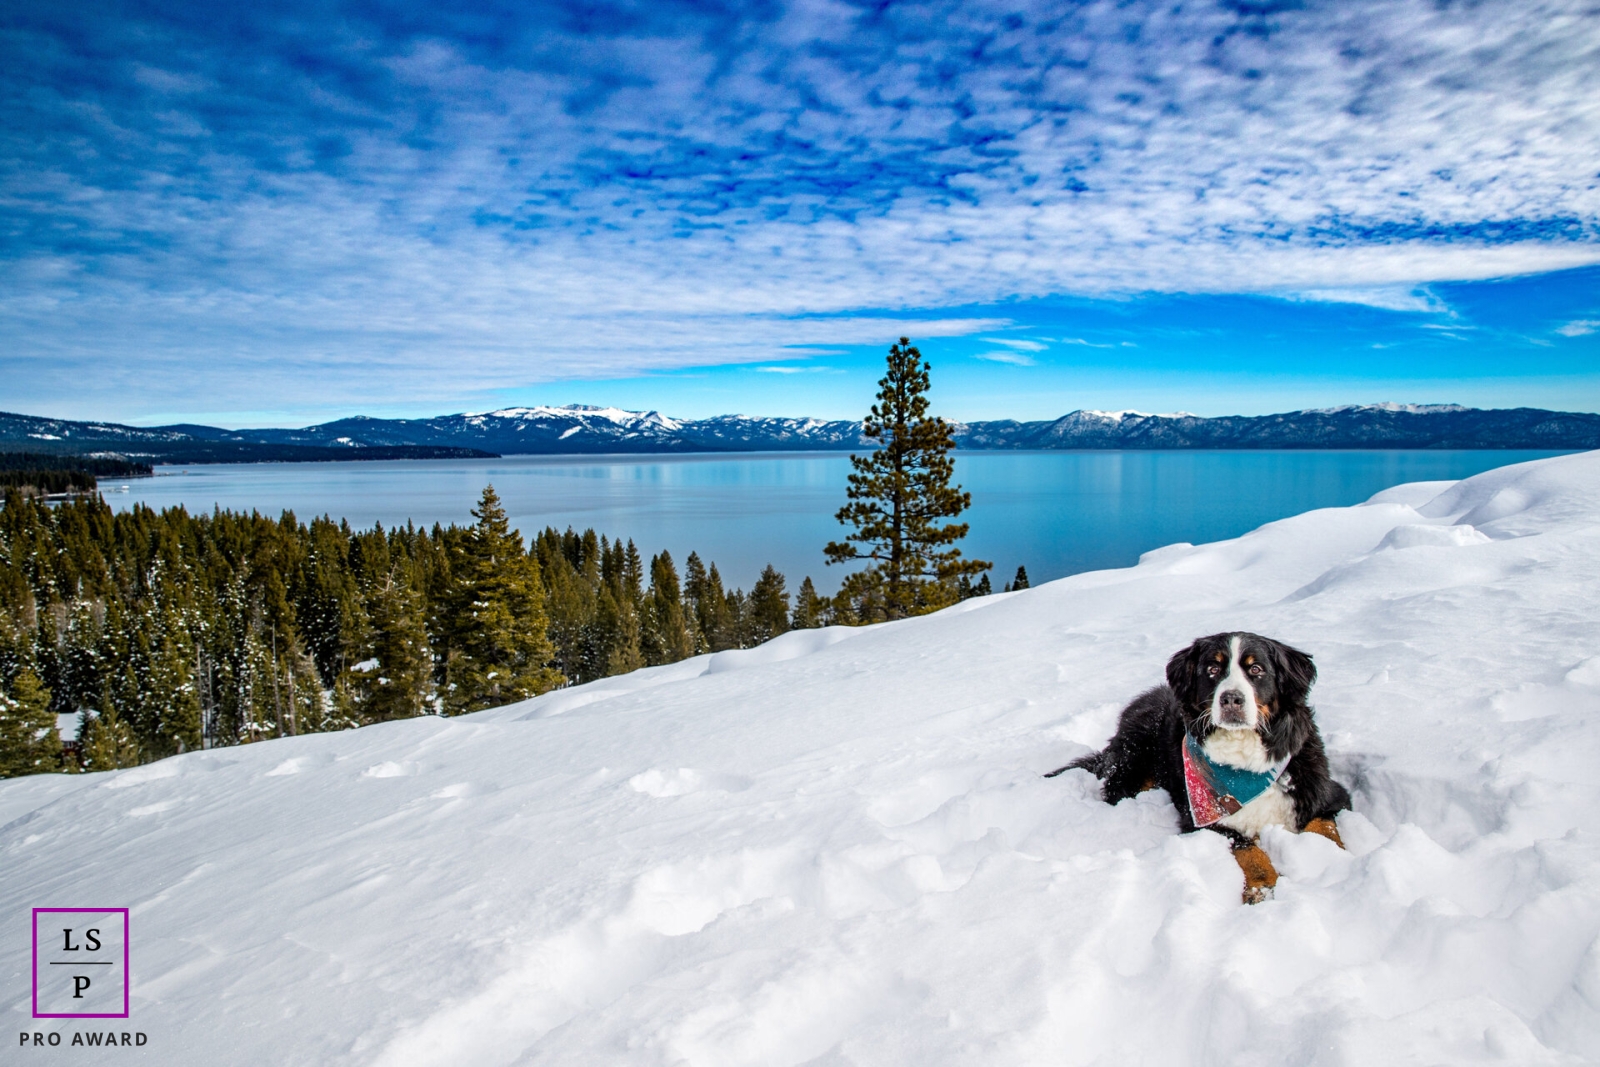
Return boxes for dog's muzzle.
[1217,688,1249,726]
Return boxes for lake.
[106,450,1568,593]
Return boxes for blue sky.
[2,0,1598,426]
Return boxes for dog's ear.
[1267,640,1317,707]
[1165,640,1205,709]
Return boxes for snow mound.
[6,451,1600,1064]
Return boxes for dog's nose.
[1219,689,1245,709]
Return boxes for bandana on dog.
[1183,733,1291,827]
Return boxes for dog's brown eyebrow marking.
[1243,654,1256,665]
[1213,652,1226,662]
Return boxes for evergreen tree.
[360,572,434,721]
[598,584,645,675]
[686,553,738,652]
[748,564,790,644]
[0,668,58,777]
[536,529,600,683]
[150,609,203,754]
[80,692,142,771]
[623,540,644,604]
[791,576,825,630]
[682,552,711,652]
[1011,565,1030,591]
[440,486,563,713]
[975,573,993,596]
[825,337,990,619]
[642,551,696,664]
[704,564,738,651]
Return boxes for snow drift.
[6,451,1600,1065]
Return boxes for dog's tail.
[1043,751,1106,779]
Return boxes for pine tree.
[598,584,645,675]
[361,572,434,721]
[976,573,993,596]
[1011,565,1030,591]
[152,604,203,754]
[0,668,59,778]
[623,540,644,604]
[791,576,824,630]
[825,337,990,619]
[748,564,790,644]
[80,692,142,771]
[536,530,599,683]
[642,551,696,664]
[683,552,712,652]
[686,554,738,652]
[440,486,563,713]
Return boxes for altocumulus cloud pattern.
[3,0,1599,408]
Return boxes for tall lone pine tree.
[826,338,990,619]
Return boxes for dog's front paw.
[1231,842,1278,905]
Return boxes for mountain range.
[3,403,1598,464]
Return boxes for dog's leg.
[1232,842,1278,904]
[1302,816,1344,849]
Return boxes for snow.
[1073,409,1195,421]
[465,405,683,431]
[1312,402,1474,415]
[7,451,1600,1063]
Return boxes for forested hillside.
[0,487,858,776]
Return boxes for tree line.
[0,452,152,496]
[0,485,927,777]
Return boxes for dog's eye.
[1206,665,1221,678]
[1247,664,1264,677]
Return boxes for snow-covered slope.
[7,452,1600,1064]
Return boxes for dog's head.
[1165,632,1315,736]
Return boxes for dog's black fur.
[1047,631,1350,842]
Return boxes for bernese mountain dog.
[1047,631,1351,903]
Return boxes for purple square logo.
[32,909,130,1019]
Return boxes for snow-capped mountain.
[232,406,873,454]
[6,452,1600,1062]
[3,403,1598,462]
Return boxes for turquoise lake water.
[107,450,1570,593]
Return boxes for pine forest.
[0,486,914,776]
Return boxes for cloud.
[974,351,1037,366]
[1279,287,1453,314]
[2,0,1599,416]
[1558,320,1599,337]
[980,338,1048,352]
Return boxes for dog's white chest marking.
[1205,730,1297,837]
[1203,728,1274,772]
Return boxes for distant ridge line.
[1,403,1597,463]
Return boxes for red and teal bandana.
[1183,733,1291,827]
